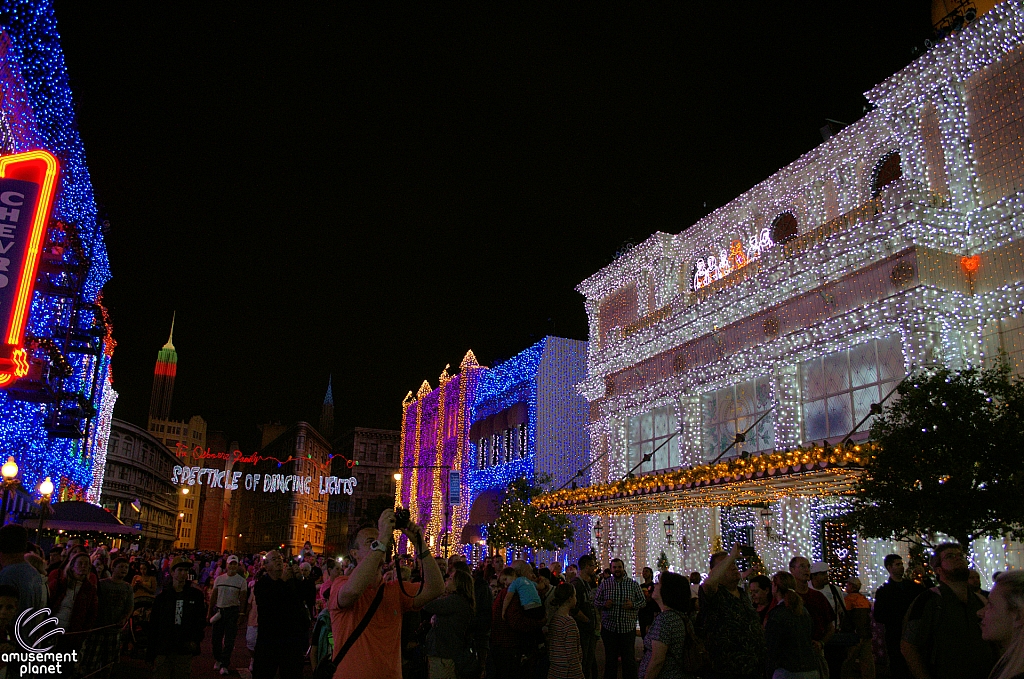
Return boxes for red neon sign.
[0,150,59,386]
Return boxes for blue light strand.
[0,1,113,501]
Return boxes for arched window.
[770,212,798,244]
[872,151,902,197]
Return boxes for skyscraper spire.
[149,314,178,423]
[164,311,175,350]
[319,375,334,438]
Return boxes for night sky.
[51,4,932,449]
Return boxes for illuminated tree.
[486,475,575,553]
[846,363,1024,548]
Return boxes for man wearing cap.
[148,556,206,679]
[809,560,851,679]
[209,554,248,676]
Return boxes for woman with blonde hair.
[764,571,818,679]
[980,570,1024,679]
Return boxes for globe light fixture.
[38,476,53,497]
[1,457,17,482]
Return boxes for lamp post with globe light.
[35,476,53,544]
[0,457,18,525]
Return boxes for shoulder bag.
[312,583,386,679]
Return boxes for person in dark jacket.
[48,551,98,657]
[873,554,923,679]
[252,550,308,679]
[424,570,476,678]
[463,562,492,676]
[147,556,206,679]
[764,571,819,679]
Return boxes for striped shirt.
[547,613,584,679]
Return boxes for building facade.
[0,3,116,504]
[234,421,331,555]
[101,419,179,549]
[539,3,1024,594]
[464,337,591,565]
[395,351,484,556]
[325,427,401,555]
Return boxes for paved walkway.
[110,621,313,679]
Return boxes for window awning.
[534,444,872,515]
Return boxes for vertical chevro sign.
[0,150,59,386]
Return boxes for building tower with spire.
[319,376,334,438]
[148,313,177,423]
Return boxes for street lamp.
[593,517,603,543]
[393,473,401,481]
[35,476,53,544]
[0,457,18,524]
[664,514,674,543]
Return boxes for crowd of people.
[0,514,1016,679]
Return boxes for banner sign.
[0,150,59,386]
[171,465,357,497]
[448,470,460,505]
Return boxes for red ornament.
[961,254,980,274]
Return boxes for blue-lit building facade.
[0,2,115,506]
[464,337,590,566]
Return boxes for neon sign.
[0,150,59,386]
[171,464,357,496]
[691,227,774,292]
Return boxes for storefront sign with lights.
[691,228,773,292]
[0,150,59,386]
[171,465,357,496]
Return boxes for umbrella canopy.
[21,500,141,535]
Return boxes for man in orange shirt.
[329,508,445,679]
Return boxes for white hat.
[809,561,829,574]
[226,555,239,564]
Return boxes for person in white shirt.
[209,555,248,675]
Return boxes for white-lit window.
[703,377,775,461]
[800,335,904,443]
[627,406,679,474]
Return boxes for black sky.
[50,3,933,450]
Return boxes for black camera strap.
[334,583,385,663]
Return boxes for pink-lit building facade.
[396,351,484,554]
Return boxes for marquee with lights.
[535,445,869,515]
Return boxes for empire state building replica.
[147,315,207,549]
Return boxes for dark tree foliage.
[486,475,575,552]
[847,363,1024,548]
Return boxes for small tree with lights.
[846,362,1024,548]
[486,475,574,553]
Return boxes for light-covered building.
[538,2,1024,593]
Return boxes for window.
[872,151,902,197]
[703,377,775,461]
[385,445,395,464]
[627,405,679,474]
[369,473,377,492]
[291,502,298,517]
[800,335,904,443]
[771,212,798,244]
